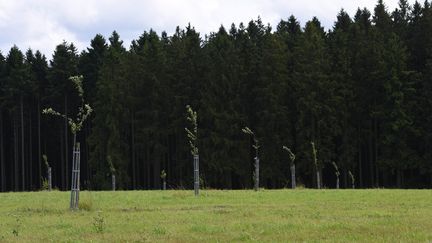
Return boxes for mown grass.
[0,189,431,242]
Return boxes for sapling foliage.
[242,126,260,191]
[107,155,116,191]
[185,105,199,196]
[42,75,92,210]
[348,170,355,189]
[332,161,340,189]
[282,146,296,189]
[161,170,167,190]
[311,141,321,189]
[43,76,92,137]
[42,154,51,191]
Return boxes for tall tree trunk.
[29,109,33,190]
[154,151,161,190]
[0,109,5,192]
[369,126,374,188]
[177,133,183,188]
[37,98,42,189]
[430,173,432,188]
[383,170,389,187]
[64,94,69,189]
[21,95,25,191]
[358,137,363,188]
[291,118,298,187]
[60,128,65,189]
[85,123,90,185]
[131,111,136,189]
[154,134,162,189]
[396,169,402,188]
[14,115,19,191]
[374,118,379,188]
[375,165,379,188]
[343,169,348,189]
[147,144,151,189]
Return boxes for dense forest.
[1,0,432,191]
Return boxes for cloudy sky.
[0,0,416,58]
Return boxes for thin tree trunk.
[374,118,379,188]
[369,128,374,188]
[375,165,379,188]
[14,115,19,191]
[86,123,90,185]
[383,170,388,187]
[29,109,33,190]
[430,173,432,188]
[343,169,347,189]
[397,169,402,188]
[37,98,42,189]
[177,133,183,188]
[131,112,136,190]
[64,94,69,189]
[311,140,320,189]
[154,154,161,190]
[60,128,65,189]
[226,169,232,189]
[147,144,151,189]
[0,109,5,192]
[21,94,25,191]
[290,163,296,189]
[336,176,340,189]
[358,140,363,188]
[154,135,161,189]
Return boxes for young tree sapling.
[107,155,116,191]
[185,105,199,196]
[282,146,296,189]
[311,141,321,189]
[332,161,340,189]
[43,75,92,210]
[161,170,167,190]
[242,127,260,191]
[348,170,355,189]
[42,154,51,191]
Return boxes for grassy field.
[0,189,431,242]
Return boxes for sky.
[0,0,417,58]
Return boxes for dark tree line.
[1,0,432,191]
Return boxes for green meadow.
[0,189,431,242]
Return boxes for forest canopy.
[1,0,432,191]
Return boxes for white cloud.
[0,0,418,57]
